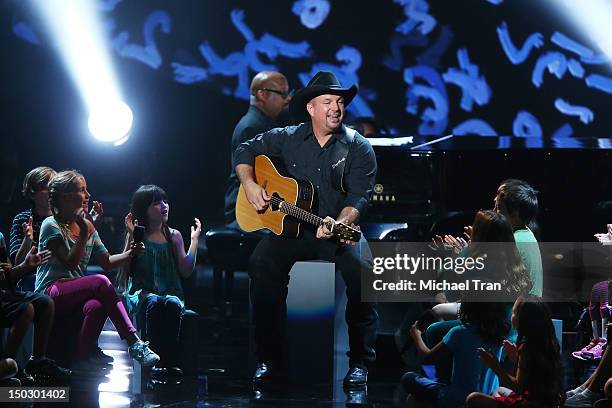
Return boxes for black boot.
[343,366,367,388]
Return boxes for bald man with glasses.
[224,71,293,226]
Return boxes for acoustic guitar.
[236,155,362,243]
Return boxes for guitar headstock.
[336,223,361,245]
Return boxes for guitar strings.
[266,195,358,239]
[268,196,322,226]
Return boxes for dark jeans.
[0,290,51,327]
[401,371,445,403]
[137,294,184,366]
[249,229,378,367]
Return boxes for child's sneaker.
[584,338,607,360]
[565,389,602,407]
[128,341,160,367]
[90,347,114,364]
[25,357,71,381]
[0,378,21,386]
[567,386,586,399]
[572,338,599,359]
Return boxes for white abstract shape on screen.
[111,10,171,70]
[292,0,331,29]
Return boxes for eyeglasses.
[259,88,294,98]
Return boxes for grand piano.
[363,134,612,339]
[364,135,612,243]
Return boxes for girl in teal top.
[119,185,201,375]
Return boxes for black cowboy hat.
[289,71,358,123]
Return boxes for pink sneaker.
[572,338,599,360]
[584,338,607,360]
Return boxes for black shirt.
[224,105,277,223]
[234,122,376,219]
[9,209,48,264]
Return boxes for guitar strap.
[330,126,356,193]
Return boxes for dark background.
[1,0,611,249]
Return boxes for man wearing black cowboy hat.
[234,70,378,387]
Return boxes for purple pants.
[589,280,611,321]
[45,274,136,360]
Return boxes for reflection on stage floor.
[62,265,590,407]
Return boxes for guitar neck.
[278,200,325,227]
[275,199,360,242]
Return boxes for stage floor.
[60,265,593,407]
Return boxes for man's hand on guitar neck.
[244,180,270,211]
[316,216,336,240]
[317,207,361,240]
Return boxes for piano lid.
[366,134,612,150]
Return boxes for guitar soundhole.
[270,192,284,211]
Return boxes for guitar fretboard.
[267,195,360,242]
[268,196,325,227]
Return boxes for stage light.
[88,100,133,143]
[98,392,131,407]
[553,0,612,62]
[30,0,132,144]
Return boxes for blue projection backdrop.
[12,0,612,142]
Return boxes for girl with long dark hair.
[118,185,201,375]
[466,295,563,407]
[467,210,532,297]
[402,302,510,408]
[430,210,532,324]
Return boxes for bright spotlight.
[30,0,131,144]
[553,0,612,62]
[88,100,133,143]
